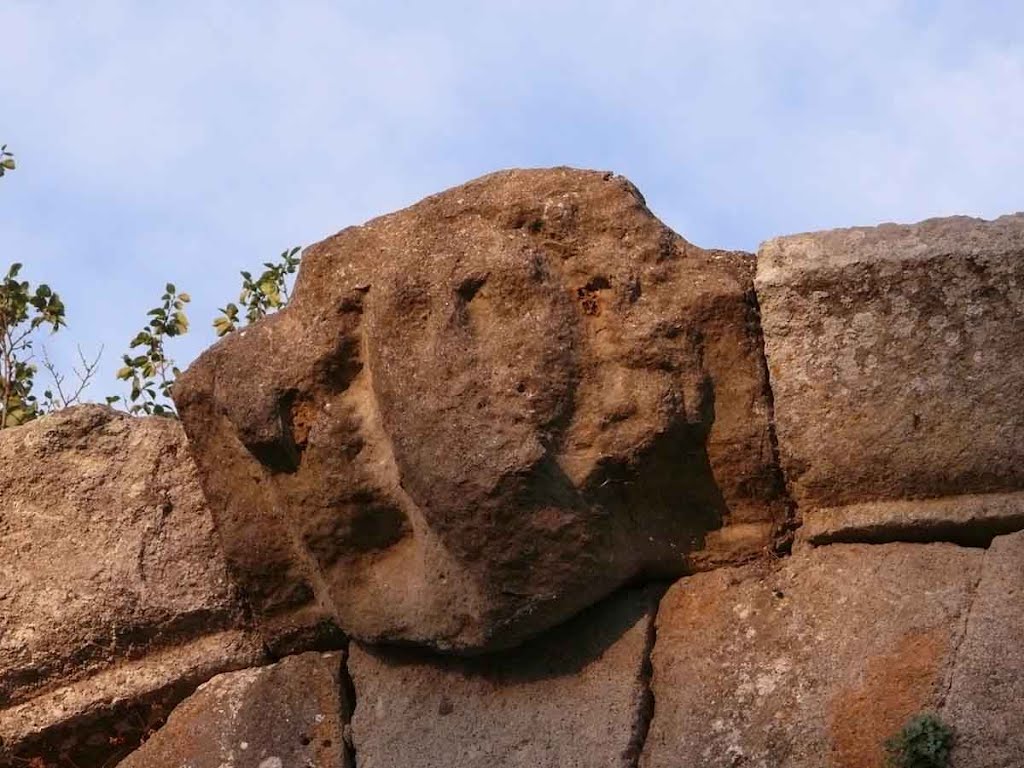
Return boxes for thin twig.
[41,344,103,410]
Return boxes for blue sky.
[2,1,1023,401]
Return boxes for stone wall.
[2,169,1021,768]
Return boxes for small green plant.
[111,284,190,417]
[885,712,954,768]
[5,143,301,421]
[1,150,100,427]
[213,246,301,336]
[0,144,15,176]
[0,264,66,428]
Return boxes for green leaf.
[212,317,235,337]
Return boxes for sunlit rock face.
[174,167,783,654]
[0,406,264,764]
[6,175,1024,768]
[757,214,1024,513]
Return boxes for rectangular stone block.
[756,214,1024,512]
[641,543,983,768]
[349,587,660,768]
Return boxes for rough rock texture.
[641,543,985,768]
[118,651,350,768]
[175,167,785,653]
[757,214,1024,518]
[943,531,1024,768]
[0,406,265,763]
[348,587,660,768]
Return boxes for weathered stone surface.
[756,214,1024,516]
[175,167,784,653]
[5,631,266,766]
[690,521,776,571]
[117,651,350,768]
[0,406,265,762]
[349,587,659,768]
[796,490,1024,548]
[641,543,984,768]
[943,530,1024,768]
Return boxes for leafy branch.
[111,284,190,417]
[214,246,301,336]
[0,144,15,177]
[0,263,66,428]
[3,144,304,424]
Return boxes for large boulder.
[348,587,660,768]
[641,542,989,768]
[0,406,265,764]
[117,651,351,768]
[756,215,1024,538]
[175,167,785,654]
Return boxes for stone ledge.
[1,629,266,760]
[796,490,1024,548]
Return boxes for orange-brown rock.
[641,543,984,768]
[174,167,783,653]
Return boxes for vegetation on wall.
[885,712,954,768]
[109,284,191,416]
[0,143,302,427]
[0,263,67,427]
[213,246,301,337]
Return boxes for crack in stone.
[625,589,662,768]
[802,520,1023,550]
[937,551,987,712]
[745,285,800,557]
[339,641,359,768]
